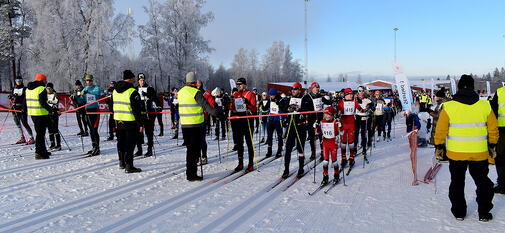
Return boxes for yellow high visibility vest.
[26,86,48,116]
[444,100,490,156]
[427,96,432,105]
[113,88,136,121]
[420,95,428,103]
[497,86,505,127]
[178,86,204,126]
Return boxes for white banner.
[450,78,457,95]
[502,82,505,87]
[393,62,413,111]
[391,84,397,93]
[423,79,426,92]
[431,78,435,100]
[486,81,491,96]
[229,79,236,91]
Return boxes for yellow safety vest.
[420,95,428,103]
[444,100,490,157]
[497,86,505,127]
[427,96,432,105]
[178,86,204,126]
[113,88,136,121]
[26,86,48,116]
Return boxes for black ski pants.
[183,126,203,178]
[266,119,283,153]
[233,118,255,165]
[117,127,137,168]
[31,115,49,155]
[108,114,115,138]
[76,108,89,133]
[48,114,61,147]
[448,159,494,218]
[354,116,368,151]
[86,108,100,149]
[215,116,227,138]
[285,122,306,170]
[495,128,505,187]
[13,111,33,138]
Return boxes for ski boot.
[52,145,62,152]
[341,159,347,169]
[260,137,265,144]
[106,136,114,141]
[134,147,143,157]
[348,159,355,168]
[479,213,493,222]
[275,150,282,158]
[265,147,272,158]
[125,165,142,173]
[333,173,340,183]
[297,157,305,178]
[187,175,203,181]
[35,153,50,160]
[172,134,178,139]
[82,131,89,137]
[234,160,244,172]
[90,147,101,157]
[245,164,254,172]
[15,136,26,144]
[144,148,153,158]
[321,175,329,186]
[26,137,35,145]
[494,184,505,194]
[221,136,226,140]
[214,136,219,141]
[158,132,163,137]
[282,169,289,178]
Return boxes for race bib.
[13,88,23,96]
[270,102,279,114]
[173,98,179,105]
[47,94,57,106]
[313,97,323,111]
[376,103,383,112]
[343,101,355,115]
[385,99,391,105]
[321,122,335,139]
[139,87,148,100]
[215,98,222,107]
[77,91,81,96]
[359,103,367,110]
[289,97,302,108]
[234,98,246,112]
[86,94,96,104]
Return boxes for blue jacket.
[406,113,421,133]
[83,85,101,109]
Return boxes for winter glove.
[435,144,445,161]
[82,90,88,95]
[242,97,251,106]
[313,122,319,129]
[489,144,497,159]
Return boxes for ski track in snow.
[0,113,504,232]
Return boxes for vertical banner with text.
[393,62,413,112]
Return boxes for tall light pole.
[393,27,399,62]
[502,35,505,69]
[304,0,309,86]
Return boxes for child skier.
[336,88,362,169]
[316,106,340,185]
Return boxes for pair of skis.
[266,157,317,192]
[423,162,442,183]
[308,177,341,196]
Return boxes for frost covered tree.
[231,48,249,80]
[0,0,31,90]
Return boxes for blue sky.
[114,0,505,78]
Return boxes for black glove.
[142,91,147,96]
[82,90,88,94]
[242,97,251,106]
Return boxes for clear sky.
[114,0,505,78]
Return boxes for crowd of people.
[5,71,505,222]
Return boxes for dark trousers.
[86,108,100,149]
[48,114,61,147]
[266,120,283,152]
[233,118,255,165]
[384,112,393,137]
[201,126,208,158]
[285,123,306,169]
[448,159,494,217]
[155,113,163,134]
[183,127,203,178]
[215,117,226,138]
[31,115,49,155]
[13,111,33,138]
[117,128,137,168]
[145,114,156,149]
[366,116,374,147]
[76,109,89,133]
[354,116,367,151]
[108,114,115,138]
[375,115,385,137]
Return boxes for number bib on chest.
[321,122,335,139]
[13,88,23,96]
[139,87,148,100]
[313,97,323,111]
[86,94,96,104]
[234,98,246,112]
[289,97,302,108]
[270,102,279,114]
[215,98,222,107]
[343,101,355,115]
[173,98,179,105]
[376,103,383,112]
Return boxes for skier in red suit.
[336,88,362,169]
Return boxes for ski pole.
[58,129,72,151]
[277,116,293,176]
[313,126,317,183]
[0,110,11,136]
[217,132,221,163]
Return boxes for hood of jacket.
[452,89,479,105]
[27,81,45,90]
[115,81,134,93]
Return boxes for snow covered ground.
[0,112,504,233]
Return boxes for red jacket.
[318,119,339,143]
[203,90,215,120]
[231,89,257,115]
[336,100,362,124]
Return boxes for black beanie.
[457,74,474,90]
[123,70,135,80]
[75,80,82,86]
[435,87,446,97]
[46,82,54,89]
[236,77,247,85]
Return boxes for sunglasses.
[86,80,93,82]
[313,85,320,88]
[358,89,364,92]
[292,87,301,90]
